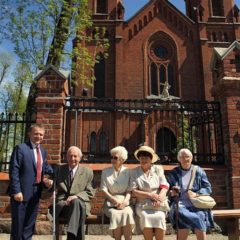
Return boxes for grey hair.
[110,146,128,161]
[177,148,193,161]
[67,146,83,158]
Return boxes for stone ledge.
[0,218,175,235]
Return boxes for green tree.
[0,0,109,85]
[0,52,12,86]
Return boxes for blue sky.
[124,0,240,20]
[1,0,240,57]
[124,0,185,20]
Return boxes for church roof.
[34,64,70,81]
[126,0,194,25]
[210,40,240,69]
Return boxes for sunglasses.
[111,156,119,160]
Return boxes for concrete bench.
[212,209,240,240]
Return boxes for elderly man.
[55,146,95,240]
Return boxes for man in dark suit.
[55,146,96,240]
[8,123,53,240]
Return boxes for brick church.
[64,0,240,164]
[1,0,240,229]
[79,0,240,100]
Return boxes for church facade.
[65,0,240,164]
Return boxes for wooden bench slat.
[212,209,240,218]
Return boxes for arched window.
[159,65,166,94]
[148,32,177,97]
[139,20,143,30]
[96,0,107,14]
[144,16,148,25]
[223,32,228,42]
[212,32,217,42]
[94,53,105,98]
[168,64,174,95]
[90,132,97,154]
[134,24,138,35]
[129,29,133,40]
[156,127,176,156]
[99,131,108,153]
[212,0,224,16]
[151,63,158,95]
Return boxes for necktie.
[69,169,73,184]
[36,145,42,183]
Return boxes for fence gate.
[63,98,225,165]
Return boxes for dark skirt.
[169,203,215,232]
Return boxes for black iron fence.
[0,98,225,170]
[63,98,225,165]
[0,112,35,171]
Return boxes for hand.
[13,192,23,202]
[152,200,161,208]
[170,186,180,197]
[43,178,53,188]
[113,198,122,208]
[66,195,78,205]
[149,193,161,201]
[187,190,198,199]
[118,200,129,210]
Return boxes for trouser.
[59,198,86,240]
[10,193,40,240]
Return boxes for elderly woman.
[167,148,214,240]
[100,146,135,240]
[130,145,169,240]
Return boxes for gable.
[210,41,240,70]
[125,0,195,42]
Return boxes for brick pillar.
[35,65,69,164]
[212,76,240,208]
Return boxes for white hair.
[110,146,128,161]
[67,146,83,158]
[177,148,193,161]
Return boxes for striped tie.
[36,145,42,183]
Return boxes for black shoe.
[67,232,76,240]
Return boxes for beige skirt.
[103,204,135,235]
[135,203,167,231]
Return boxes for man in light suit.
[55,146,96,240]
[8,124,53,240]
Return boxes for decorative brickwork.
[211,43,240,208]
[35,65,70,164]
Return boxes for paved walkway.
[0,233,228,240]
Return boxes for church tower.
[90,0,124,20]
[185,0,235,23]
[184,0,239,100]
[75,0,125,98]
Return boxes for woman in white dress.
[130,146,169,240]
[100,146,135,240]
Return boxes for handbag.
[105,194,128,208]
[188,166,216,209]
[141,198,170,212]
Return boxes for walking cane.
[52,177,56,240]
[175,193,179,240]
[173,186,180,240]
[51,164,59,240]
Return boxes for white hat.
[134,146,159,163]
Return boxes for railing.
[0,112,35,171]
[63,98,225,165]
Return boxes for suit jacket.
[55,164,96,217]
[8,141,53,201]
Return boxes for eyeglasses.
[111,156,119,160]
